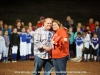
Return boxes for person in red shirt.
[36,16,44,28]
[87,18,96,33]
[51,20,69,75]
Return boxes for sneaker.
[12,60,17,62]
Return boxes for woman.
[2,24,11,36]
[15,21,22,35]
[26,22,35,31]
[77,22,84,32]
[51,20,69,75]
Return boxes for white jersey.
[30,31,34,43]
[82,34,90,49]
[0,36,6,53]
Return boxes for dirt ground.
[0,59,100,75]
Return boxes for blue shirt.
[91,37,99,47]
[75,37,83,46]
[27,34,32,43]
[20,33,27,42]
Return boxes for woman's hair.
[53,20,63,28]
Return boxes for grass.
[0,0,100,26]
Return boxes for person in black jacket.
[63,16,76,33]
[10,28,20,62]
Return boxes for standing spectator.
[27,22,35,31]
[63,16,76,33]
[15,21,22,60]
[33,18,53,75]
[0,20,4,30]
[8,25,13,34]
[26,29,32,61]
[91,33,99,62]
[63,16,72,27]
[21,22,25,28]
[2,24,11,36]
[15,21,22,35]
[8,25,13,56]
[87,18,95,33]
[29,27,34,58]
[0,30,5,61]
[94,25,100,61]
[95,21,100,27]
[77,22,84,32]
[51,20,69,75]
[3,30,10,63]
[10,28,20,62]
[36,16,44,28]
[68,27,74,57]
[84,26,92,37]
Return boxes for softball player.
[0,30,5,61]
[26,29,32,61]
[20,28,27,61]
[91,33,99,62]
[75,32,83,58]
[82,31,90,61]
[10,28,20,62]
[3,30,10,63]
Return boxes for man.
[87,18,95,33]
[33,18,54,75]
[63,16,76,33]
[36,16,45,28]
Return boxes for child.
[82,31,91,61]
[29,27,34,58]
[20,28,27,61]
[70,32,83,62]
[93,25,100,61]
[75,32,83,59]
[10,28,20,62]
[0,30,5,61]
[91,33,99,62]
[3,30,10,63]
[26,29,32,61]
[73,27,82,57]
[68,27,74,57]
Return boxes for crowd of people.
[63,16,100,62]
[0,16,100,63]
[0,16,100,75]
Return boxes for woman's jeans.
[52,55,69,75]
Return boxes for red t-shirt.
[88,23,95,33]
[52,28,69,59]
[37,22,43,28]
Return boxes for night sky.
[0,0,100,25]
